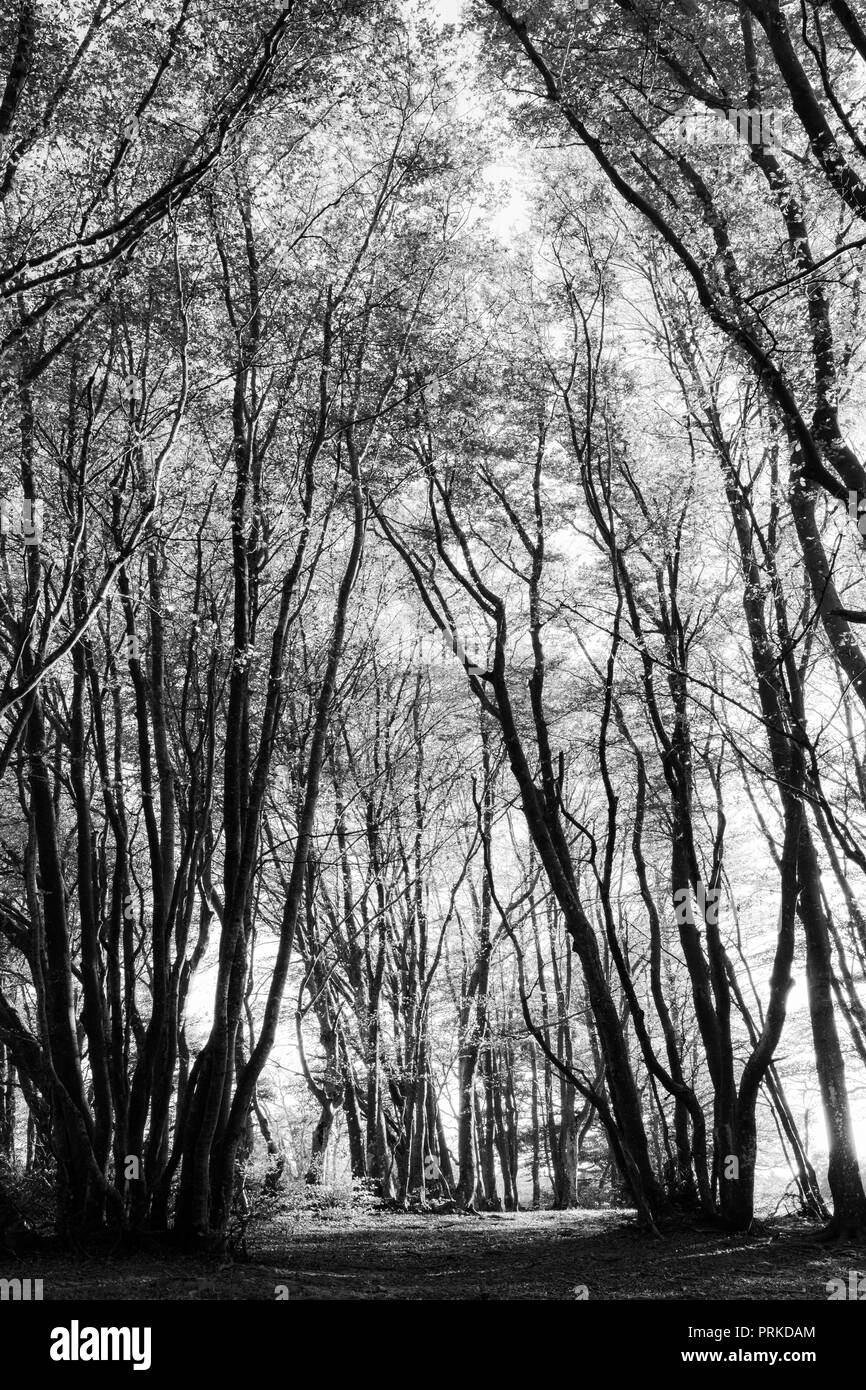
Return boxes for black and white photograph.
[0,0,864,1366]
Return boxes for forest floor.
[4,1206,864,1300]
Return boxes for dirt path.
[5,1209,862,1300]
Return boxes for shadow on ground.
[3,1209,863,1300]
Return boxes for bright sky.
[432,0,466,19]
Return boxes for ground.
[4,1207,864,1300]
